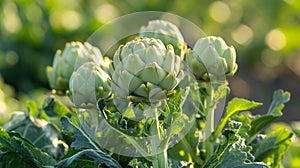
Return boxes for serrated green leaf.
[251,128,293,167]
[169,158,192,168]
[225,98,262,117]
[2,112,67,160]
[25,100,47,120]
[128,158,151,168]
[267,90,290,115]
[42,95,70,117]
[231,113,252,139]
[248,90,290,138]
[204,129,268,168]
[61,116,102,151]
[0,152,34,168]
[2,112,26,130]
[214,98,262,140]
[0,128,56,167]
[60,116,121,168]
[57,149,121,168]
[26,100,39,117]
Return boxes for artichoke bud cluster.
[47,20,238,108]
[46,41,103,93]
[112,37,183,104]
[140,20,187,59]
[186,36,237,81]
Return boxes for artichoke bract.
[46,41,103,93]
[69,62,111,106]
[112,37,183,104]
[139,20,187,59]
[186,36,237,81]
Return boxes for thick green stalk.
[203,82,215,161]
[152,148,168,168]
[149,107,168,168]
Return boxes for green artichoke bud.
[140,20,187,59]
[69,62,111,106]
[46,41,103,93]
[112,37,183,104]
[186,36,237,81]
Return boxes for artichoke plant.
[140,20,187,59]
[186,36,237,81]
[112,37,183,104]
[46,41,103,93]
[69,62,111,106]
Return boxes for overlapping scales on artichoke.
[69,62,111,106]
[140,20,187,59]
[186,36,237,81]
[46,42,103,93]
[112,37,183,104]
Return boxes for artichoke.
[46,41,103,93]
[112,37,183,104]
[69,62,111,106]
[140,20,187,59]
[186,36,237,81]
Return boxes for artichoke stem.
[153,149,168,168]
[149,106,169,168]
[203,81,215,161]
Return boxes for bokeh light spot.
[230,78,250,98]
[2,2,22,34]
[25,4,43,24]
[94,4,119,23]
[30,26,45,44]
[61,10,82,30]
[209,1,231,23]
[232,25,253,45]
[265,29,286,51]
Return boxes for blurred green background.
[0,0,300,166]
[1,0,299,121]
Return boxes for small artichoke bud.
[186,36,237,81]
[46,41,103,93]
[69,62,111,106]
[112,37,183,105]
[139,20,187,59]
